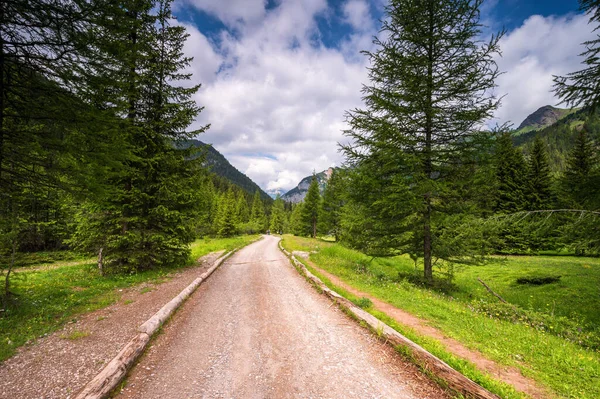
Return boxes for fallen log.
[74,332,150,399]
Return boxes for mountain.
[281,168,334,203]
[515,105,578,134]
[183,139,272,202]
[267,188,286,199]
[512,107,598,172]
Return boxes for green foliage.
[269,196,287,234]
[561,129,600,209]
[249,190,267,234]
[526,136,554,210]
[342,0,503,283]
[554,0,600,111]
[494,133,528,213]
[320,169,346,240]
[300,175,321,238]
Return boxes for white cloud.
[182,0,373,192]
[179,2,594,193]
[343,0,373,31]
[494,13,596,127]
[182,0,267,27]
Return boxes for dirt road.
[118,236,448,398]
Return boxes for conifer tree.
[290,202,305,236]
[526,136,553,210]
[250,190,267,233]
[269,196,286,234]
[562,129,599,208]
[554,0,600,110]
[342,0,502,283]
[236,194,250,224]
[301,175,321,238]
[320,169,346,240]
[494,133,528,212]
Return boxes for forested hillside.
[182,140,272,202]
[514,107,600,172]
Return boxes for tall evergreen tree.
[554,0,600,110]
[269,196,286,234]
[526,136,553,210]
[72,0,208,270]
[301,175,321,238]
[342,0,502,283]
[320,169,346,240]
[562,129,599,208]
[249,190,267,233]
[494,133,528,212]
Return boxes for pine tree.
[562,129,599,208]
[269,196,286,234]
[526,136,553,210]
[320,169,346,240]
[289,202,305,236]
[249,190,267,233]
[72,0,208,270]
[342,0,502,283]
[494,133,528,212]
[554,0,600,110]
[301,175,321,238]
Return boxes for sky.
[172,0,594,195]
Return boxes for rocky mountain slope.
[516,105,577,133]
[281,168,334,203]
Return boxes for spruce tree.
[72,0,208,270]
[301,175,321,238]
[342,0,502,283]
[320,169,346,240]
[250,190,267,233]
[526,136,553,210]
[494,133,528,212]
[562,129,599,208]
[269,196,286,234]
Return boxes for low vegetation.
[282,235,600,399]
[0,235,257,362]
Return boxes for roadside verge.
[75,250,235,399]
[278,239,501,399]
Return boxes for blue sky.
[173,0,593,194]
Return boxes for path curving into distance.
[117,235,448,399]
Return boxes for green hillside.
[183,139,272,202]
[513,108,600,172]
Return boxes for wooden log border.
[75,250,235,399]
[278,239,500,399]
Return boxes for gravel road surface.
[118,235,448,399]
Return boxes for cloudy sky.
[173,0,594,194]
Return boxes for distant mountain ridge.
[516,105,578,133]
[281,168,334,203]
[184,139,272,202]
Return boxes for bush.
[516,275,561,285]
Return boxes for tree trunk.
[423,1,434,285]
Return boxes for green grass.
[0,235,258,362]
[60,330,90,340]
[282,236,600,399]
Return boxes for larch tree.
[554,0,600,111]
[342,0,503,283]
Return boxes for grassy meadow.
[281,235,600,399]
[0,235,258,362]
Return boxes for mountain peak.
[517,105,571,131]
[281,168,335,203]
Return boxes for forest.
[2,0,600,397]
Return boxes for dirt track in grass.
[296,253,550,399]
